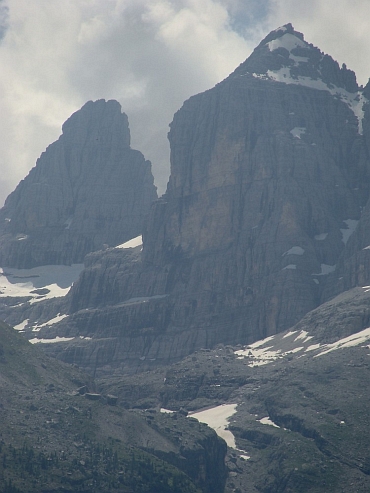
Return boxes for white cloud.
[0,0,369,206]
[0,0,8,39]
[0,0,254,203]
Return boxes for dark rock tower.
[0,99,157,268]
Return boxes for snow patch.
[312,264,336,276]
[314,327,370,357]
[305,343,321,352]
[248,335,276,348]
[283,246,305,256]
[0,264,84,306]
[267,33,306,52]
[29,336,74,344]
[295,330,309,341]
[16,234,28,241]
[252,72,269,80]
[283,331,298,338]
[340,219,359,245]
[283,264,296,270]
[33,313,68,330]
[189,404,238,448]
[264,69,367,134]
[258,417,280,428]
[272,25,288,34]
[290,127,306,139]
[64,217,73,229]
[314,233,328,241]
[116,235,143,249]
[235,345,282,366]
[290,346,304,353]
[235,338,306,366]
[13,319,29,331]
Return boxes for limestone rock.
[7,26,370,374]
[321,98,370,299]
[138,23,369,345]
[0,99,157,268]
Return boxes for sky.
[0,0,369,205]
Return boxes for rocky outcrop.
[97,320,370,492]
[0,320,227,493]
[0,99,157,268]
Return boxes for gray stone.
[44,26,370,374]
[0,99,157,268]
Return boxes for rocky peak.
[0,99,157,268]
[4,26,370,377]
[230,24,365,133]
[256,23,304,47]
[234,23,358,90]
[62,99,130,147]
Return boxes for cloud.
[0,0,255,204]
[221,0,271,37]
[67,0,253,192]
[0,0,8,39]
[0,0,369,207]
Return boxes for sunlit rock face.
[0,99,157,268]
[7,25,370,374]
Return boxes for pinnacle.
[256,23,305,50]
[229,23,360,97]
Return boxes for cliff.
[0,99,157,268]
[3,25,370,375]
[3,24,370,493]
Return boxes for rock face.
[5,25,370,375]
[0,99,157,268]
[4,25,370,492]
[0,320,227,493]
[142,22,369,339]
[321,87,370,299]
[99,333,370,493]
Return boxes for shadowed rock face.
[0,99,157,268]
[5,25,370,375]
[143,23,368,343]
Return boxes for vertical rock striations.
[0,99,157,268]
[135,23,369,350]
[11,26,370,373]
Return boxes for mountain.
[0,99,157,269]
[96,313,370,492]
[2,23,370,493]
[11,23,370,375]
[0,319,226,492]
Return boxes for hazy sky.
[0,0,369,204]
